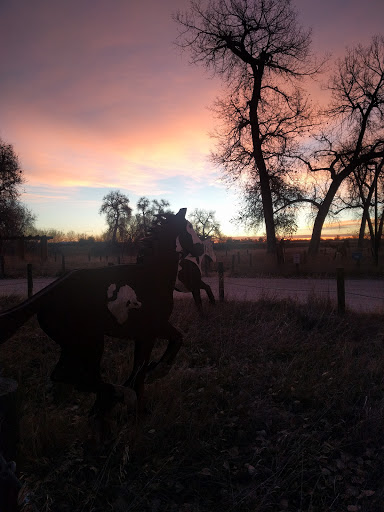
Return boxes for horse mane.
[137,213,175,261]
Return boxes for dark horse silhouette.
[0,209,203,419]
[175,238,216,310]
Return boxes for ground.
[1,295,384,511]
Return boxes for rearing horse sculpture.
[0,209,203,418]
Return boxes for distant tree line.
[99,191,223,243]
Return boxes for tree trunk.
[376,208,384,259]
[249,62,277,255]
[112,213,120,244]
[358,213,367,249]
[358,202,376,249]
[308,174,346,255]
[256,156,277,254]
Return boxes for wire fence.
[0,263,383,313]
[217,279,384,301]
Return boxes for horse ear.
[177,208,187,218]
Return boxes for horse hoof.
[114,385,137,410]
[146,360,158,372]
[88,415,113,447]
[146,362,171,382]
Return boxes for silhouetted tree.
[99,190,132,243]
[133,197,173,239]
[123,198,174,241]
[302,36,384,255]
[334,158,384,262]
[136,197,150,234]
[233,174,300,238]
[189,208,222,240]
[0,139,35,237]
[175,0,318,253]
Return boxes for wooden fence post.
[40,236,48,262]
[337,267,345,315]
[0,453,21,512]
[61,254,66,273]
[231,254,235,273]
[0,376,20,512]
[218,262,224,302]
[27,264,33,298]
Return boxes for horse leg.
[123,337,155,414]
[49,331,105,392]
[146,323,183,381]
[200,280,215,304]
[192,288,203,311]
[48,329,135,440]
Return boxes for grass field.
[1,294,384,511]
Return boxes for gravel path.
[1,275,383,313]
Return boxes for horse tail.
[0,298,39,344]
[0,271,74,345]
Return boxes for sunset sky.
[1,0,383,238]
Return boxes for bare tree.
[136,196,151,234]
[124,198,173,241]
[134,197,173,239]
[0,139,35,237]
[174,0,318,253]
[0,139,23,200]
[189,208,222,239]
[336,158,384,263]
[0,200,35,238]
[302,36,384,255]
[99,190,132,243]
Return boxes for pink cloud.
[3,90,218,195]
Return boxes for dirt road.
[1,275,383,313]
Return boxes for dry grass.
[1,295,384,511]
